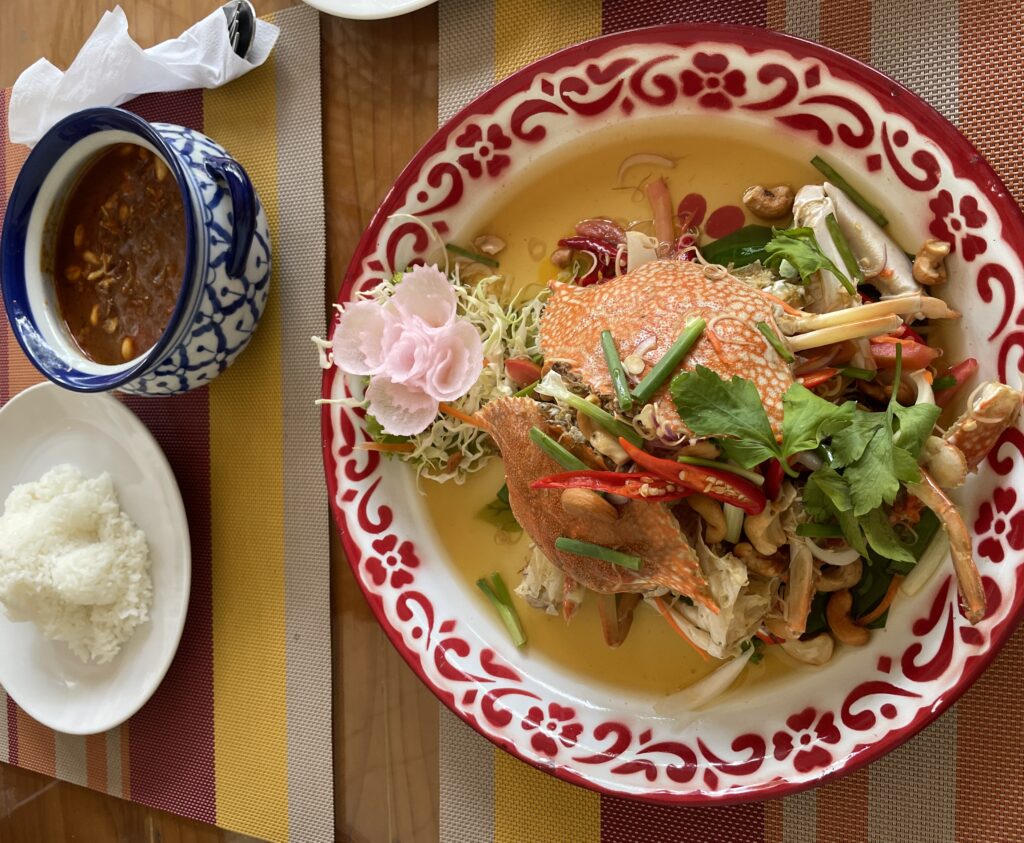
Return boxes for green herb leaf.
[476,486,521,533]
[932,374,957,391]
[763,226,851,287]
[699,224,773,268]
[780,385,854,457]
[365,413,412,445]
[860,509,915,564]
[891,402,942,458]
[670,366,779,467]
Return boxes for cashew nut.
[817,558,863,592]
[473,234,506,256]
[560,488,619,523]
[912,238,950,285]
[744,507,787,556]
[734,542,787,578]
[826,589,871,646]
[676,440,721,459]
[742,184,795,221]
[687,494,727,544]
[780,632,835,666]
[550,247,572,269]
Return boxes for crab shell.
[945,381,1023,471]
[539,260,794,435]
[479,397,715,609]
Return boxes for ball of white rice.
[0,464,153,664]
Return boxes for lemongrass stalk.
[779,295,958,335]
[786,315,903,352]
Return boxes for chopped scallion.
[529,426,588,471]
[476,574,526,647]
[811,156,889,227]
[796,522,845,538]
[677,455,765,486]
[840,366,876,381]
[513,380,538,397]
[555,537,642,570]
[632,318,706,405]
[933,374,957,391]
[755,321,795,363]
[825,212,862,292]
[601,330,634,413]
[446,243,499,268]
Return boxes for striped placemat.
[437,2,1024,842]
[0,6,331,842]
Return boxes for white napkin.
[8,5,280,146]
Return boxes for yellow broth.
[424,120,822,696]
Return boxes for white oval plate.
[300,0,434,20]
[0,383,190,735]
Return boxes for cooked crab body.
[538,260,795,436]
[479,397,715,610]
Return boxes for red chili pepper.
[869,338,940,371]
[505,357,542,388]
[531,470,692,502]
[617,438,767,515]
[934,358,979,408]
[894,323,926,344]
[762,459,784,501]
[559,236,624,284]
[798,367,841,389]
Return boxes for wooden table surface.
[0,2,441,841]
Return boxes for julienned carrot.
[760,291,803,315]
[356,441,415,454]
[653,596,710,660]
[857,575,904,626]
[439,402,488,430]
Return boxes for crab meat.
[944,381,1023,471]
[792,185,860,314]
[479,397,715,609]
[539,260,795,435]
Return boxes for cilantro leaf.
[891,402,942,458]
[670,366,780,466]
[763,227,851,286]
[803,467,867,556]
[829,412,883,466]
[781,385,854,457]
[860,509,915,564]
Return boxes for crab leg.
[944,382,1023,471]
[906,469,986,624]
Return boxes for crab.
[479,397,715,609]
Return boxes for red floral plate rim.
[322,23,1024,803]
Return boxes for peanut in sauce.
[52,144,186,365]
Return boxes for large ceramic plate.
[322,24,1024,801]
[0,384,190,735]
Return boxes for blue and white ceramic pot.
[0,107,271,394]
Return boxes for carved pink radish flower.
[331,265,483,435]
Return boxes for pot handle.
[204,155,257,279]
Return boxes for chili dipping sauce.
[52,143,186,364]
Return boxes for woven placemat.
[437,1,1024,841]
[0,6,331,842]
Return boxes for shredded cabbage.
[364,270,545,484]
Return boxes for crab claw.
[792,185,859,314]
[822,184,920,299]
[944,381,1023,471]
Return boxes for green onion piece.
[529,426,588,471]
[490,571,514,607]
[824,213,862,292]
[756,321,795,363]
[554,537,642,570]
[632,318,707,405]
[446,243,499,268]
[476,576,526,647]
[677,455,765,486]
[810,156,889,227]
[796,522,845,538]
[932,374,957,391]
[562,393,643,448]
[840,366,876,381]
[601,330,634,413]
[513,380,538,397]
